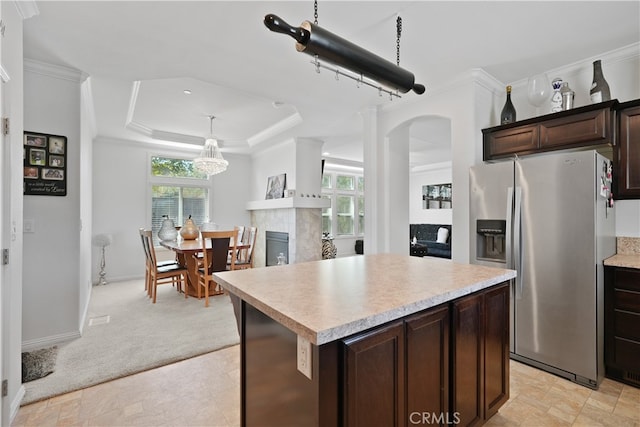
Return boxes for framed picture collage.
[23,131,67,196]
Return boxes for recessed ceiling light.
[183,89,192,95]
[323,152,331,156]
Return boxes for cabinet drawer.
[613,337,640,369]
[540,108,611,149]
[484,125,538,159]
[614,268,640,292]
[615,310,640,341]
[614,290,640,313]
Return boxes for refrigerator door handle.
[505,187,514,270]
[514,186,523,299]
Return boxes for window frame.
[148,153,211,246]
[321,171,364,238]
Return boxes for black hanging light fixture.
[264,1,425,98]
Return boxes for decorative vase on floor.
[322,234,337,259]
[92,233,113,285]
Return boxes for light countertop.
[604,236,640,269]
[214,254,516,345]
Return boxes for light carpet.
[22,279,240,405]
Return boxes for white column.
[362,106,380,254]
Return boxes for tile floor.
[12,345,640,427]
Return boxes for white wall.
[23,61,84,348]
[92,138,252,282]
[250,139,296,202]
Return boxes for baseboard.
[10,385,25,423]
[21,330,81,353]
[95,274,144,284]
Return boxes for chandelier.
[194,115,228,176]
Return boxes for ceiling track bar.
[310,58,401,100]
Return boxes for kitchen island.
[214,254,516,427]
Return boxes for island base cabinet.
[239,281,509,427]
[341,306,451,427]
[452,283,510,426]
[342,321,406,427]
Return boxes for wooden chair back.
[239,226,257,268]
[200,230,238,276]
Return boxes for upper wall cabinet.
[482,100,617,161]
[615,99,640,199]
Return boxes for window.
[322,172,364,237]
[150,156,209,244]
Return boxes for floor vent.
[623,370,640,385]
[88,315,111,326]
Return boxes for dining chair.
[139,228,180,296]
[141,229,188,303]
[233,226,257,270]
[196,230,238,307]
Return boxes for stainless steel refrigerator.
[469,150,616,389]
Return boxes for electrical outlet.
[297,335,312,379]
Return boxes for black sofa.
[410,224,452,259]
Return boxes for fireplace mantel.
[246,197,329,211]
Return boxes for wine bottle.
[590,60,611,104]
[500,85,516,125]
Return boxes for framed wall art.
[23,131,67,196]
[422,183,452,209]
[265,173,286,199]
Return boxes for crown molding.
[24,58,86,82]
[247,110,303,147]
[14,0,38,19]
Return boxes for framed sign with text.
[23,131,67,196]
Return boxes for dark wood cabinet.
[342,306,450,427]
[406,306,451,425]
[452,292,484,426]
[482,284,510,419]
[241,281,510,427]
[452,282,509,426]
[482,100,617,161]
[342,283,509,427]
[615,99,640,199]
[342,321,405,427]
[604,266,640,387]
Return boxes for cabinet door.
[483,283,510,419]
[342,321,405,427]
[406,305,450,426]
[617,103,640,198]
[483,125,538,160]
[451,293,484,426]
[540,107,612,149]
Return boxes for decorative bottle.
[590,60,611,104]
[550,78,563,113]
[500,85,516,125]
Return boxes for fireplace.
[265,231,289,266]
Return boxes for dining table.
[160,237,249,298]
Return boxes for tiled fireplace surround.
[250,206,323,268]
